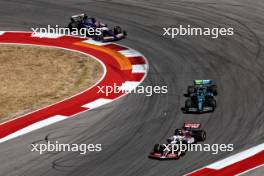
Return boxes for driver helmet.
[175,129,183,136]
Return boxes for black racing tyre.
[123,30,127,37]
[208,98,216,110]
[178,140,188,156]
[187,86,195,96]
[67,22,73,31]
[185,99,192,108]
[193,130,206,142]
[114,26,122,35]
[209,85,218,96]
[179,150,186,156]
[159,144,166,153]
[93,35,99,41]
[68,21,81,32]
[154,144,160,152]
[71,21,81,29]
[94,33,104,41]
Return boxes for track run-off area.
[0,31,148,143]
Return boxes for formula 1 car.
[67,13,127,42]
[148,123,206,160]
[184,80,217,113]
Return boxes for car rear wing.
[183,123,201,129]
[194,80,212,86]
[71,13,85,18]
[71,13,86,21]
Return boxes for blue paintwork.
[189,87,214,112]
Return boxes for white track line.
[132,64,148,73]
[120,81,141,92]
[119,49,143,57]
[206,143,264,169]
[82,39,110,46]
[31,32,63,38]
[82,98,112,109]
[0,115,67,143]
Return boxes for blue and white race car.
[67,13,127,42]
[184,80,217,113]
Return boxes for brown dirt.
[0,44,103,123]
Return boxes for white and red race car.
[148,123,206,160]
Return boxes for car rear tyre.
[154,144,160,152]
[210,85,218,96]
[193,130,206,142]
[68,21,81,32]
[187,86,195,96]
[185,99,192,109]
[94,33,104,41]
[208,98,216,110]
[114,26,122,35]
[123,30,127,37]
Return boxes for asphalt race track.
[1,0,264,175]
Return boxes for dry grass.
[0,44,103,123]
